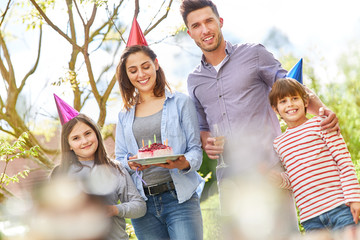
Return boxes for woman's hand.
[128,155,151,171]
[153,156,190,170]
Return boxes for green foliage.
[79,0,107,6]
[16,0,55,29]
[320,42,360,166]
[201,194,221,240]
[31,119,58,143]
[0,133,39,199]
[126,222,136,239]
[199,151,218,201]
[101,123,115,140]
[198,170,212,183]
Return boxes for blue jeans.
[302,204,356,231]
[131,190,203,240]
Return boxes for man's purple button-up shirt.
[187,42,287,167]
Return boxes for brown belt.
[143,181,175,196]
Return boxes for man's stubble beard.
[197,32,224,53]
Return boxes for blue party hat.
[287,58,303,84]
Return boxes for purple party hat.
[54,94,79,125]
[286,58,303,84]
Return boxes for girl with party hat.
[52,94,146,240]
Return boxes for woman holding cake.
[114,19,204,240]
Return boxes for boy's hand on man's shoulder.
[349,202,360,224]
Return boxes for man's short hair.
[180,0,220,27]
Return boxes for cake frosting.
[138,143,173,159]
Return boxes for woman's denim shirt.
[115,90,204,203]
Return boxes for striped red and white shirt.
[273,116,360,223]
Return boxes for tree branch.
[82,3,97,56]
[144,0,173,35]
[0,186,15,199]
[66,0,78,44]
[104,1,126,44]
[0,31,14,86]
[0,32,18,109]
[103,75,117,104]
[0,96,4,109]
[144,0,166,31]
[81,4,102,114]
[18,25,42,93]
[86,4,97,30]
[90,1,123,44]
[65,0,81,110]
[83,54,101,101]
[0,0,12,28]
[0,54,9,86]
[73,0,86,27]
[134,0,139,19]
[29,0,82,52]
[0,125,16,137]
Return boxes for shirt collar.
[165,89,175,100]
[200,41,234,67]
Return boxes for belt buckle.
[147,186,155,196]
[146,184,159,196]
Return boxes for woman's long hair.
[116,45,171,111]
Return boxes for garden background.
[1,0,360,239]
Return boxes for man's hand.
[128,155,151,171]
[319,107,340,135]
[203,136,224,160]
[349,202,360,224]
[267,170,283,187]
[153,156,190,170]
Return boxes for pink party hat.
[54,94,79,125]
[126,17,148,47]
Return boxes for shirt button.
[219,95,222,98]
[223,113,226,116]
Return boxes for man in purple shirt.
[180,1,340,237]
[180,0,339,180]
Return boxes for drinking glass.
[210,123,228,169]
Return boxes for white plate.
[130,154,184,165]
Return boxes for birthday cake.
[138,142,173,159]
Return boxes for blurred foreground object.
[1,177,110,240]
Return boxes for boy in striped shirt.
[269,78,360,232]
